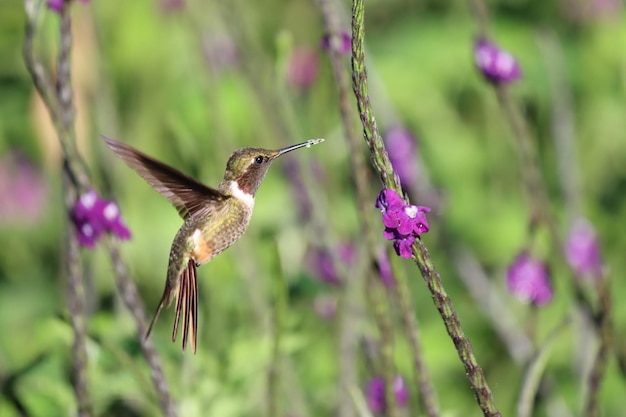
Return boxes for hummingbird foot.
[172,258,198,353]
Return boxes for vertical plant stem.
[107,242,178,417]
[351,1,501,416]
[315,0,405,415]
[585,277,612,417]
[57,6,92,416]
[268,267,287,417]
[63,170,91,417]
[391,255,439,417]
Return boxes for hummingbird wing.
[103,136,228,219]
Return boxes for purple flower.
[287,47,319,89]
[474,39,521,84]
[0,150,48,226]
[564,218,603,276]
[393,234,415,259]
[308,243,355,285]
[506,252,552,306]
[366,376,409,413]
[384,127,421,190]
[375,189,430,259]
[71,189,131,248]
[376,250,395,287]
[48,0,89,12]
[320,30,351,55]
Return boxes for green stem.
[351,1,501,415]
[391,254,439,417]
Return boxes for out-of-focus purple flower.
[0,150,48,226]
[202,33,239,72]
[384,127,421,190]
[474,38,521,84]
[366,375,409,413]
[71,189,131,248]
[313,294,337,320]
[564,218,603,276]
[506,252,552,306]
[159,0,185,13]
[308,243,355,285]
[375,189,430,259]
[376,250,395,287]
[48,0,89,12]
[320,30,351,55]
[287,47,319,89]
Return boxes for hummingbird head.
[222,139,324,197]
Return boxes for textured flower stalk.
[351,0,501,415]
[22,2,177,416]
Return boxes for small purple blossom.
[376,250,395,287]
[320,30,351,55]
[48,0,89,12]
[287,47,319,89]
[474,38,521,84]
[366,376,409,413]
[564,218,603,276]
[0,150,48,226]
[384,127,421,190]
[308,243,355,285]
[375,189,430,259]
[71,189,131,248]
[506,252,553,306]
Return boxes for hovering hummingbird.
[103,137,324,352]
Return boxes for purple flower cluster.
[366,375,409,413]
[320,30,351,55]
[71,189,131,248]
[48,0,89,12]
[564,218,603,277]
[506,251,552,306]
[474,38,521,84]
[375,189,430,259]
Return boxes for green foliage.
[1,0,625,416]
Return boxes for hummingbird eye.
[255,156,264,164]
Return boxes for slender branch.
[517,317,571,417]
[63,169,91,417]
[390,253,439,417]
[351,1,501,416]
[107,242,178,417]
[23,3,178,416]
[585,277,612,417]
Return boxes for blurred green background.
[1,0,625,416]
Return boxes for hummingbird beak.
[272,138,325,159]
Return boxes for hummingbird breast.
[185,197,253,265]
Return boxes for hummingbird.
[103,136,324,352]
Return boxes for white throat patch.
[229,181,255,209]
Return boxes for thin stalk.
[390,254,439,417]
[23,2,177,415]
[351,1,501,415]
[107,242,178,417]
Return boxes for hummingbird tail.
[172,259,198,353]
[145,280,177,342]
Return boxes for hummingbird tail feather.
[172,259,198,353]
[145,283,175,341]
